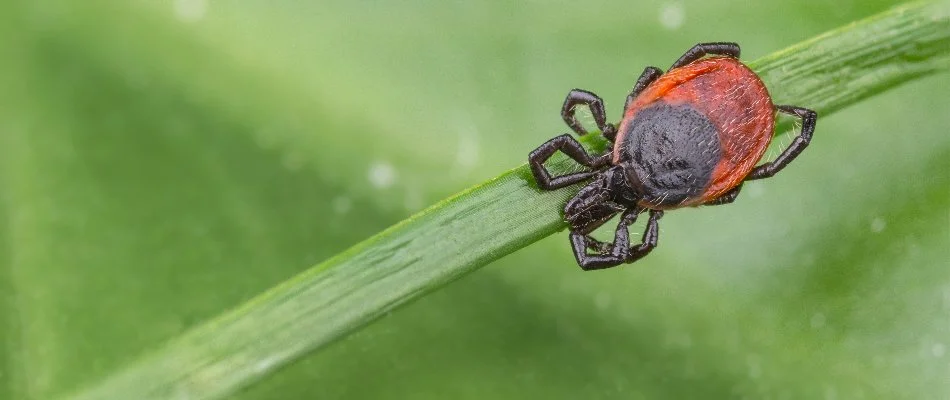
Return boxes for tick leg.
[670,42,740,70]
[746,105,817,180]
[529,134,610,190]
[561,89,617,140]
[702,184,742,206]
[623,66,664,113]
[625,209,663,264]
[571,208,641,271]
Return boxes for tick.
[529,42,817,271]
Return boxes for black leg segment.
[561,89,616,140]
[625,210,663,264]
[670,42,740,70]
[571,208,638,270]
[702,184,742,206]
[746,105,817,181]
[624,66,664,113]
[529,134,610,190]
[570,208,663,271]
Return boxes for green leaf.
[60,2,950,399]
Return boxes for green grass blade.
[64,2,950,400]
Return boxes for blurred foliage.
[1,1,948,400]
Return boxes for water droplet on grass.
[174,0,207,22]
[870,217,886,233]
[746,354,762,379]
[659,2,685,30]
[456,133,480,169]
[368,161,397,189]
[745,181,765,198]
[932,343,946,358]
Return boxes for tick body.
[529,42,817,270]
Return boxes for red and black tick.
[529,42,817,270]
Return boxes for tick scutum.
[616,102,721,207]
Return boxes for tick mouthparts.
[565,211,589,231]
[565,199,625,234]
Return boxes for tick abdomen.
[617,102,722,207]
[615,57,775,208]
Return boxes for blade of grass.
[65,2,950,400]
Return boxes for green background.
[1,0,947,399]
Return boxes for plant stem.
[64,2,950,400]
